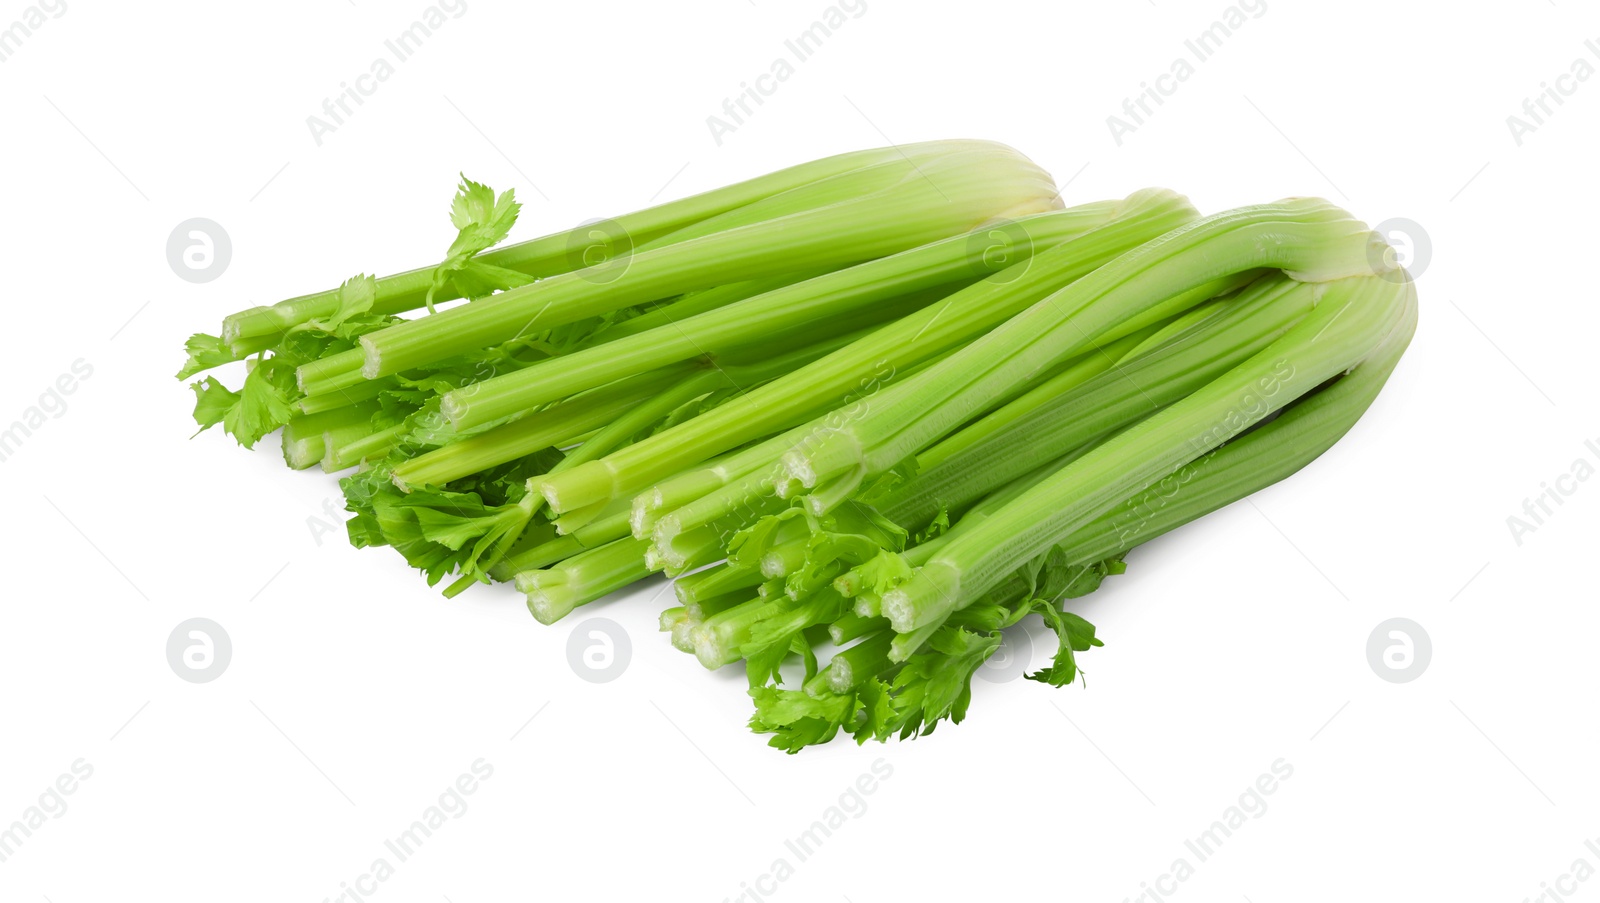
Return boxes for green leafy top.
[746,544,1122,753]
[185,275,402,450]
[188,359,298,450]
[425,176,530,311]
[313,273,377,334]
[747,625,1001,754]
[176,333,238,380]
[341,450,562,588]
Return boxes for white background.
[2,1,1595,901]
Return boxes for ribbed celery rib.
[226,143,953,347]
[847,273,1415,664]
[437,204,1118,431]
[516,536,654,625]
[1054,291,1416,568]
[536,189,1201,516]
[280,402,379,471]
[874,272,1319,533]
[388,365,680,491]
[881,273,1416,636]
[356,145,1064,381]
[782,200,1388,499]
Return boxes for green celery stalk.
[538,188,1202,516]
[515,536,655,625]
[906,272,1258,475]
[281,402,379,470]
[880,272,1416,636]
[388,362,697,489]
[872,271,1319,532]
[639,280,1254,568]
[325,423,407,472]
[437,202,1123,430]
[831,279,1418,678]
[675,562,767,607]
[827,612,882,645]
[1055,289,1417,567]
[295,351,378,399]
[628,343,969,544]
[816,630,896,693]
[595,272,826,341]
[691,595,794,669]
[296,277,809,400]
[488,533,584,580]
[396,327,871,492]
[296,378,393,415]
[660,606,689,633]
[224,143,971,346]
[354,143,1064,381]
[781,199,1388,501]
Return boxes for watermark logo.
[167,218,231,284]
[566,617,631,683]
[565,218,633,285]
[1368,217,1431,283]
[1366,617,1430,684]
[976,628,1033,684]
[167,617,232,683]
[963,218,1035,284]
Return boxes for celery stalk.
[437,204,1115,430]
[515,536,655,625]
[280,402,379,470]
[538,188,1201,515]
[782,199,1389,500]
[224,143,963,346]
[355,143,1064,381]
[873,271,1320,532]
[881,272,1416,635]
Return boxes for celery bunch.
[180,141,1415,752]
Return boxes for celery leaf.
[176,333,239,380]
[425,176,531,311]
[189,376,239,433]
